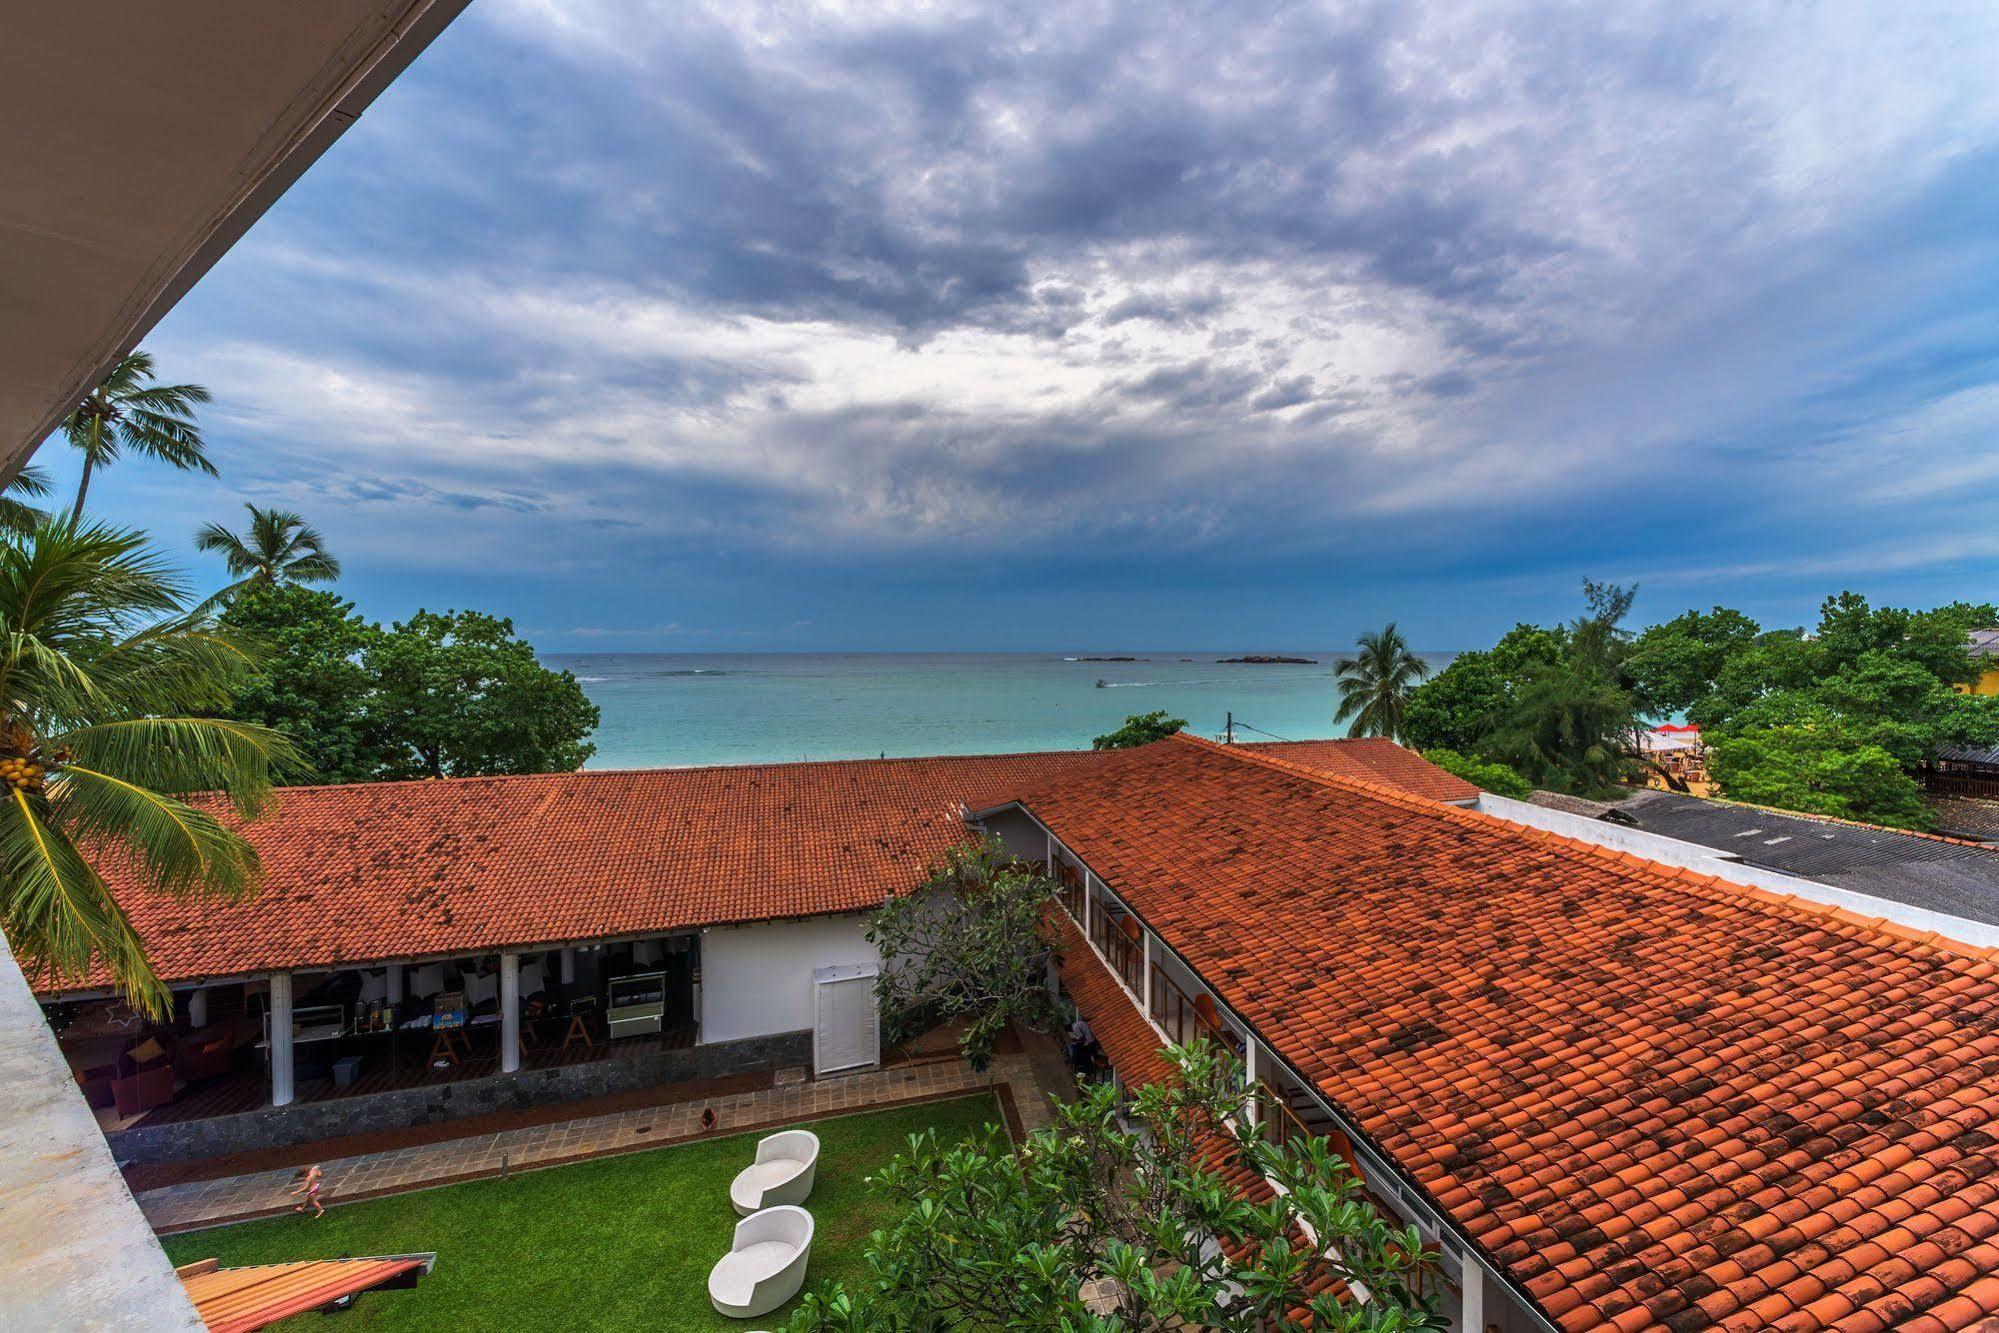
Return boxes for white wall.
[0,935,203,1330]
[699,913,878,1045]
[1476,793,1999,950]
[979,808,1048,862]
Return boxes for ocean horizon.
[546,650,1460,770]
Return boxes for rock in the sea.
[1217,654,1318,665]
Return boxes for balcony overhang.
[0,0,473,478]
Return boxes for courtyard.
[160,1093,1001,1330]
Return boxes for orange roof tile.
[178,1254,430,1331]
[1245,737,1480,803]
[66,741,1471,993]
[77,751,1102,989]
[1000,734,1999,1333]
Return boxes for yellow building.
[1970,627,1999,695]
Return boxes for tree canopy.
[195,503,341,603]
[1332,622,1430,741]
[1094,710,1187,749]
[214,592,600,784]
[868,840,1063,1071]
[1405,585,1998,829]
[367,610,600,779]
[0,520,301,1013]
[783,1041,1443,1332]
[57,351,214,520]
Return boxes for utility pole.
[1223,711,1235,744]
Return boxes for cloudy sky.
[63,0,1999,650]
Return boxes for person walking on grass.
[291,1164,325,1218]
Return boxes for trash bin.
[332,1055,364,1088]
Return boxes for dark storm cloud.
[121,0,1999,650]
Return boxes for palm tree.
[194,504,341,603]
[1333,622,1432,742]
[0,464,53,535]
[59,351,215,520]
[0,519,302,1015]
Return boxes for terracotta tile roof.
[1052,912,1361,1318]
[178,1254,431,1332]
[79,751,1103,990]
[1245,737,1481,804]
[999,734,1999,1333]
[68,741,1470,995]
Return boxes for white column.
[1141,931,1153,1013]
[186,987,208,1029]
[386,963,404,1004]
[268,972,294,1108]
[1244,1040,1261,1126]
[1461,1262,1486,1333]
[1081,873,1094,937]
[500,952,521,1074]
[560,948,576,985]
[1044,831,1053,868]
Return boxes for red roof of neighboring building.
[179,1254,431,1332]
[991,734,1999,1333]
[1243,737,1480,803]
[63,740,1471,994]
[77,751,1101,989]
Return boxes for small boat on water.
[1095,678,1108,688]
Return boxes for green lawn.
[162,1093,1001,1330]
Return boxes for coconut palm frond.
[58,351,213,518]
[194,503,342,602]
[0,788,166,1016]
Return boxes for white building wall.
[0,935,203,1330]
[699,913,878,1045]
[979,808,1048,862]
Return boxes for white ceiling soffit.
[0,0,474,477]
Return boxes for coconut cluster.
[0,754,44,792]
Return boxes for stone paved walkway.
[140,1049,1065,1233]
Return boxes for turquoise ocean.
[546,652,1458,770]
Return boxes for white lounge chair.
[729,1129,820,1215]
[707,1205,815,1319]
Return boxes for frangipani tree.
[785,1041,1444,1331]
[0,519,302,1015]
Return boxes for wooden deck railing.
[1922,769,1999,799]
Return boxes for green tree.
[1094,710,1187,749]
[867,841,1063,1071]
[1485,665,1639,796]
[218,584,388,784]
[1708,727,1932,829]
[0,464,53,535]
[1332,622,1431,741]
[0,520,300,1014]
[57,351,214,520]
[1420,747,1532,799]
[1626,606,1761,718]
[366,609,598,778]
[194,503,341,603]
[1402,623,1567,754]
[784,1041,1442,1332]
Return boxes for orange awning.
[178,1254,433,1332]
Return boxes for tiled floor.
[139,1044,1072,1233]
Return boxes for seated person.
[1066,1015,1101,1072]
